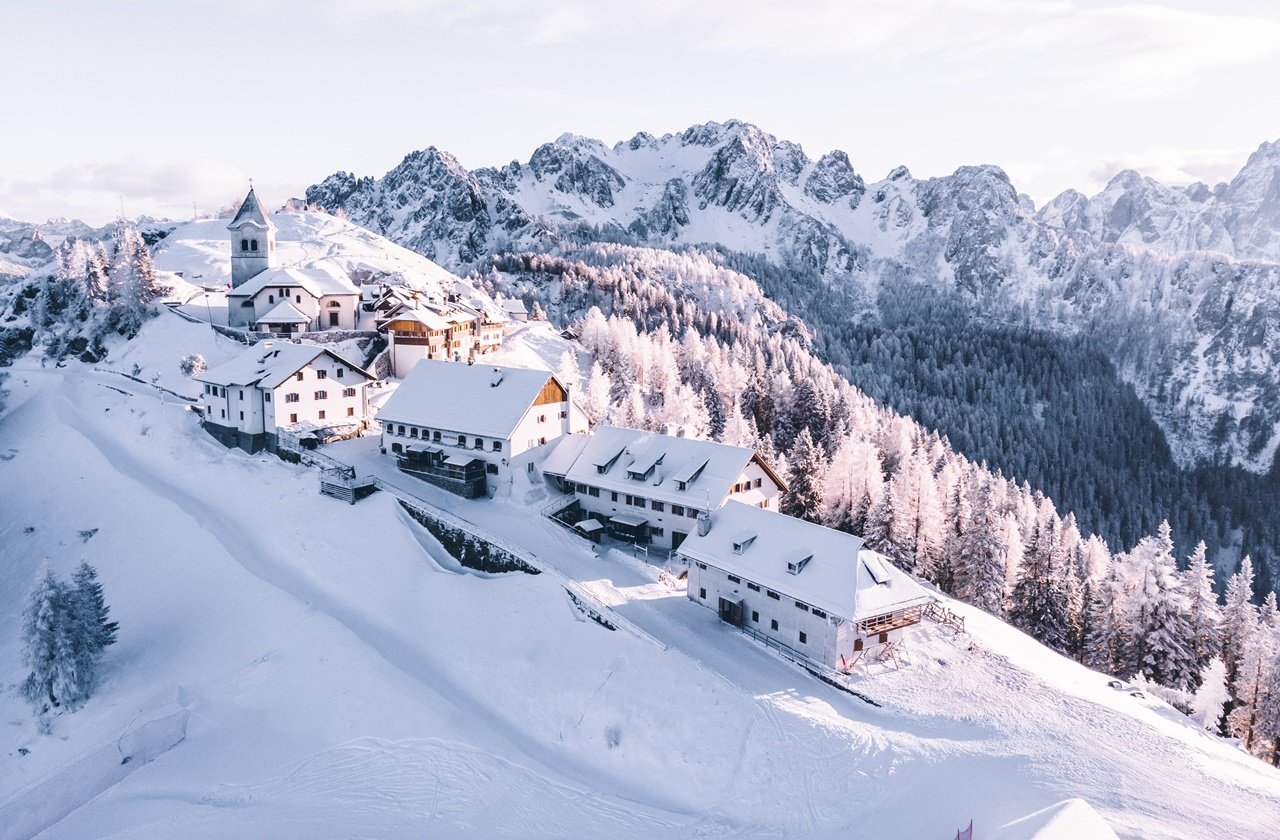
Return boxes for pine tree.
[953,476,1007,616]
[72,562,118,651]
[886,449,943,578]
[1085,553,1134,675]
[1130,523,1196,690]
[781,428,826,524]
[1228,616,1273,754]
[1222,555,1258,690]
[1010,504,1071,653]
[1190,658,1230,733]
[20,571,102,716]
[1182,541,1223,685]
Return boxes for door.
[329,311,340,327]
[671,531,688,551]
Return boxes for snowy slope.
[2,313,1280,838]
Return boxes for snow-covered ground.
[3,312,1280,839]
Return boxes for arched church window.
[241,239,249,252]
[251,239,258,252]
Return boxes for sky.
[2,0,1278,224]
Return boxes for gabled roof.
[227,187,274,231]
[254,300,310,324]
[195,342,372,389]
[545,425,785,509]
[227,265,360,300]
[376,359,571,440]
[678,501,933,622]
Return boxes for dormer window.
[240,239,249,252]
[731,532,757,554]
[250,239,259,252]
[786,551,813,575]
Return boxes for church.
[224,187,361,334]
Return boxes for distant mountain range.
[304,121,1280,474]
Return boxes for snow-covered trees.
[20,564,118,720]
[1129,522,1196,690]
[1009,501,1072,652]
[781,428,826,524]
[1183,541,1223,684]
[951,476,1007,615]
[180,353,208,377]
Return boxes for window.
[318,410,326,420]
[239,411,244,420]
[587,486,599,497]
[285,393,298,403]
[296,295,302,304]
[491,441,502,452]
[799,631,807,645]
[220,409,225,418]
[747,582,760,592]
[409,428,419,438]
[699,588,706,600]
[770,619,779,631]
[315,391,327,400]
[336,369,344,379]
[432,431,441,441]
[751,611,759,623]
[296,372,304,381]
[686,508,699,519]
[474,439,483,450]
[328,301,341,308]
[672,505,685,517]
[240,239,248,252]
[329,312,339,327]
[651,527,663,537]
[538,414,546,423]
[487,463,499,475]
[651,500,664,512]
[795,602,809,612]
[812,609,827,619]
[559,410,567,419]
[754,478,762,488]
[290,413,298,423]
[347,407,355,417]
[250,239,258,252]
[392,442,402,453]
[538,437,547,445]
[343,387,356,397]
[264,393,271,402]
[728,575,741,584]
[767,590,780,600]
[317,370,327,379]
[611,492,618,502]
[238,389,244,399]
[268,295,274,304]
[695,562,706,570]
[397,425,405,435]
[458,436,467,447]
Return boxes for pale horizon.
[3,0,1278,225]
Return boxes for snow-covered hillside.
[3,313,1280,839]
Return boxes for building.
[541,426,786,551]
[228,187,276,289]
[195,342,374,453]
[223,186,361,333]
[680,501,934,670]
[227,266,361,333]
[378,360,589,496]
[373,293,504,376]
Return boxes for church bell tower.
[227,185,276,288]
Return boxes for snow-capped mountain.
[305,122,1280,472]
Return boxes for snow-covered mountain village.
[6,4,1280,839]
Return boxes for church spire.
[227,184,276,288]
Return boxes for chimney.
[697,510,712,537]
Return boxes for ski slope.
[2,313,1280,839]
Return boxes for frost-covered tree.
[822,437,883,537]
[581,361,613,424]
[179,353,207,377]
[1010,503,1072,652]
[1085,552,1134,675]
[1222,556,1258,689]
[1130,522,1196,689]
[781,428,826,524]
[1181,541,1222,686]
[1190,658,1230,733]
[953,475,1007,615]
[1228,617,1273,753]
[886,449,943,577]
[20,569,111,718]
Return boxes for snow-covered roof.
[376,359,570,440]
[678,501,933,622]
[546,425,784,509]
[227,187,274,231]
[254,300,311,324]
[228,265,360,300]
[501,299,528,315]
[195,342,372,389]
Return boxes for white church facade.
[223,188,361,333]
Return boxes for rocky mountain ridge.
[305,121,1280,472]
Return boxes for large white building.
[223,187,361,333]
[378,360,589,497]
[680,501,934,671]
[540,426,786,551]
[195,342,373,453]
